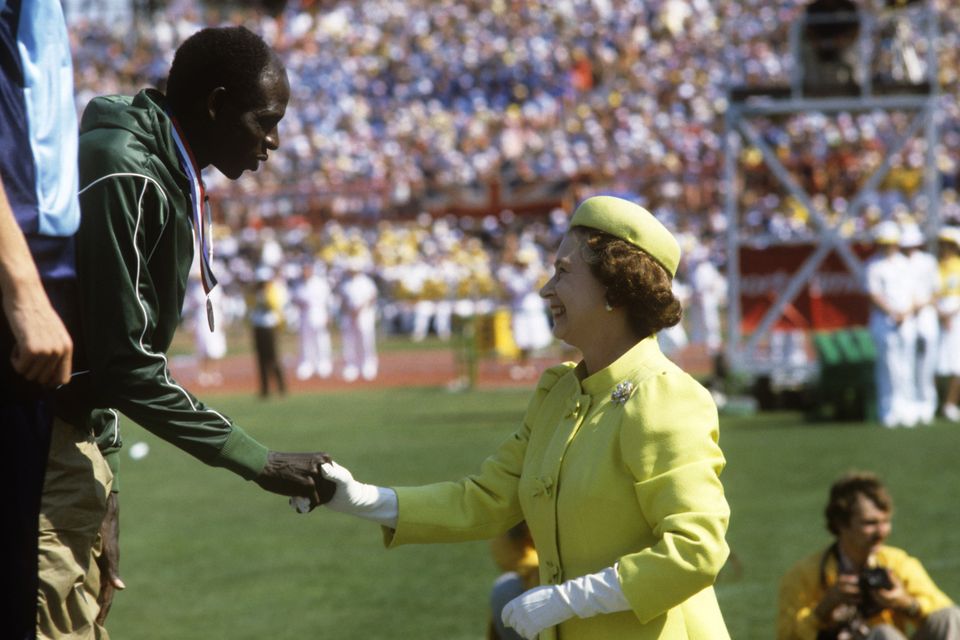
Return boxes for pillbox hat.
[569,196,681,276]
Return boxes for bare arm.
[0,176,72,386]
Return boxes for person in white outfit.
[686,242,729,387]
[337,260,379,382]
[292,259,334,380]
[687,245,726,358]
[498,246,552,379]
[409,255,453,342]
[900,224,940,425]
[659,278,690,356]
[936,227,960,422]
[865,221,917,428]
[189,278,227,386]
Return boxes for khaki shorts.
[37,418,112,640]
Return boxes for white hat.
[899,224,924,248]
[938,226,960,247]
[872,220,900,245]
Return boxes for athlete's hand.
[95,493,126,625]
[255,451,336,506]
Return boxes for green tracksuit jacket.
[57,89,268,485]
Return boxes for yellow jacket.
[777,544,954,640]
[386,337,731,639]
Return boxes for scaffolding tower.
[723,0,941,385]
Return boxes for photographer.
[777,472,960,640]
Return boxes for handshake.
[253,452,395,526]
[253,451,337,505]
[287,459,399,528]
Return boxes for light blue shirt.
[13,0,80,236]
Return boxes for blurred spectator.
[900,224,940,426]
[250,266,287,398]
[188,277,227,386]
[292,259,334,380]
[685,239,726,358]
[498,242,552,380]
[936,227,960,422]
[659,278,691,357]
[865,221,917,428]
[337,258,379,382]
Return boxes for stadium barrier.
[810,327,877,422]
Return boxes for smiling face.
[539,231,610,351]
[208,59,289,180]
[837,493,892,566]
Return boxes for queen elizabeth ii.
[302,195,731,639]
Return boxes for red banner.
[739,243,873,331]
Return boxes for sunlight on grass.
[105,390,960,639]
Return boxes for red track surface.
[171,344,713,395]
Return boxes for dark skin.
[96,54,335,622]
[181,53,289,180]
[95,492,122,625]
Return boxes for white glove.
[290,461,398,528]
[501,585,575,640]
[501,565,631,639]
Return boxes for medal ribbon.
[168,113,218,331]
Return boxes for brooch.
[611,381,634,405]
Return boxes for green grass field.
[104,388,960,639]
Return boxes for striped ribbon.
[168,113,219,331]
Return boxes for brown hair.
[824,471,893,535]
[575,228,682,340]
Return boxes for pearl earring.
[605,302,613,312]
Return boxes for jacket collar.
[578,335,663,400]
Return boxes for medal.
[206,297,215,332]
[169,111,219,333]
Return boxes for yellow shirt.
[939,255,960,300]
[386,337,731,639]
[777,544,954,640]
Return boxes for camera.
[860,567,893,591]
[858,567,893,618]
[816,568,896,639]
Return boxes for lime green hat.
[569,195,681,276]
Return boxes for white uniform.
[292,268,334,380]
[865,251,917,427]
[905,248,940,424]
[499,262,552,353]
[189,281,226,358]
[688,256,726,355]
[408,260,452,342]
[659,279,690,356]
[937,256,960,377]
[188,281,227,385]
[338,270,379,381]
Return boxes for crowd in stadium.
[63,0,960,373]
[68,1,960,226]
